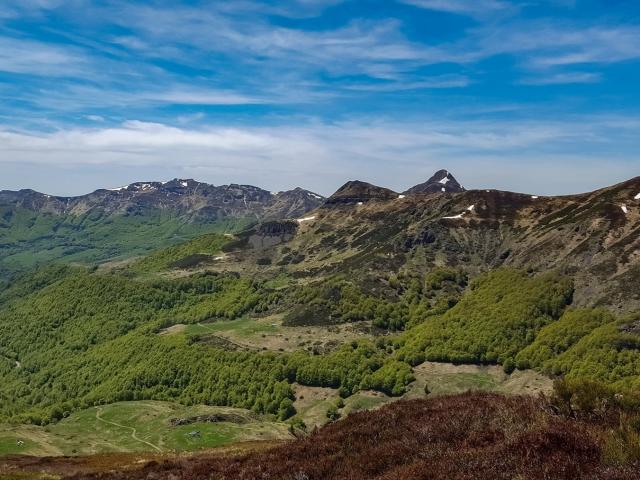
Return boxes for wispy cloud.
[1,114,638,196]
[519,71,601,85]
[342,74,472,91]
[399,0,516,18]
[0,37,88,76]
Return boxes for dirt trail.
[95,407,162,453]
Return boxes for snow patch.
[635,193,640,200]
[357,202,363,205]
[443,205,473,220]
[441,187,446,192]
[213,256,225,261]
[398,194,406,199]
[531,196,539,199]
[296,215,316,223]
[108,185,128,191]
[438,176,450,185]
[180,181,188,187]
[621,205,629,214]
[309,193,323,200]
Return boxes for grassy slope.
[0,401,290,456]
[131,233,229,272]
[0,207,252,274]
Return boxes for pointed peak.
[326,180,398,205]
[403,170,465,195]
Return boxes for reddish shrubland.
[62,392,640,480]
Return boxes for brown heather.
[65,392,640,480]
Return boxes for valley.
[1,171,639,478]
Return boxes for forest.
[0,257,639,426]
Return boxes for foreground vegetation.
[10,392,633,480]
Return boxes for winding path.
[95,407,162,453]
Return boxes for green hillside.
[0,207,252,275]
[131,233,230,272]
[1,244,639,433]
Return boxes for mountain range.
[2,170,639,313]
[190,171,640,313]
[1,169,640,477]
[0,171,463,275]
[0,179,325,220]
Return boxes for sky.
[0,0,639,197]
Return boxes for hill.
[0,179,324,275]
[10,392,638,480]
[208,174,640,312]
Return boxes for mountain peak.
[325,180,398,205]
[404,169,465,195]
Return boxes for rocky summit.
[403,169,466,195]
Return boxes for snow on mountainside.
[403,169,466,195]
[0,179,326,221]
[203,173,640,313]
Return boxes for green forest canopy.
[1,259,639,426]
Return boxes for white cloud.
[342,75,471,91]
[400,0,515,18]
[0,37,88,76]
[1,115,638,196]
[519,71,601,85]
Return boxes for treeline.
[518,309,640,390]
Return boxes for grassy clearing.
[292,385,340,428]
[292,362,552,429]
[404,361,553,398]
[184,317,279,338]
[178,315,374,353]
[0,401,291,457]
[342,392,390,415]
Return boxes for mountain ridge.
[0,178,326,220]
[203,174,640,313]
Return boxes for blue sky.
[0,0,639,196]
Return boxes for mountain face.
[0,179,325,221]
[404,169,465,195]
[325,180,399,205]
[0,179,325,275]
[208,174,640,313]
